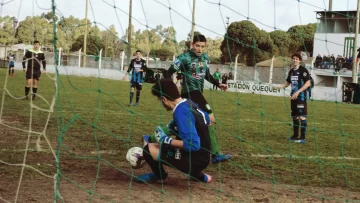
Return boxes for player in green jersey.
[165,34,231,164]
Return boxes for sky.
[0,0,358,41]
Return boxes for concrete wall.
[10,62,346,102]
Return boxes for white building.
[313,10,358,58]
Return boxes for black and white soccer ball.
[126,147,146,169]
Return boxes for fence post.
[78,48,82,67]
[146,54,149,67]
[269,55,275,84]
[58,48,62,66]
[234,54,239,82]
[121,51,125,71]
[99,49,103,70]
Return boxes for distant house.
[313,10,358,58]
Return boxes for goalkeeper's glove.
[151,126,173,145]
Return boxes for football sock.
[25,86,30,97]
[300,120,307,140]
[209,125,219,157]
[142,145,168,180]
[136,89,140,103]
[293,119,300,138]
[32,87,38,99]
[129,92,134,103]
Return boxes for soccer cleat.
[287,136,298,141]
[212,153,232,164]
[134,103,139,106]
[128,102,132,106]
[294,139,306,144]
[203,174,212,183]
[136,172,167,183]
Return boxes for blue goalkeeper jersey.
[172,99,211,164]
[127,58,147,83]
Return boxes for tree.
[40,11,58,23]
[0,16,17,45]
[287,23,316,56]
[220,20,277,66]
[71,34,105,56]
[206,37,222,63]
[16,16,53,46]
[101,25,119,57]
[269,30,292,56]
[149,48,174,61]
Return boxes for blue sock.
[300,120,307,139]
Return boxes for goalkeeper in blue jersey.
[137,78,212,184]
[122,50,148,106]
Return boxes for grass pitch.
[0,68,359,201]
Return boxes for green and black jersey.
[167,51,219,94]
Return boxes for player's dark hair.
[291,53,302,61]
[151,78,180,101]
[136,50,141,53]
[192,34,206,43]
[33,40,40,44]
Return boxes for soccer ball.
[126,147,146,169]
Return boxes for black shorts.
[159,145,209,179]
[131,81,142,90]
[26,69,41,80]
[9,64,14,68]
[291,99,307,118]
[181,90,212,114]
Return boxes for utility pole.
[127,0,133,66]
[329,0,332,11]
[226,17,230,30]
[82,0,88,67]
[352,0,360,84]
[190,0,196,43]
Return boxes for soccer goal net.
[0,0,359,202]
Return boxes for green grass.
[0,68,359,194]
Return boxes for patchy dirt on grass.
[1,118,360,203]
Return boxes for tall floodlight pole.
[127,0,133,66]
[352,0,360,83]
[190,0,196,43]
[329,0,333,11]
[82,0,88,67]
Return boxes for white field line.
[250,153,360,160]
[49,110,360,127]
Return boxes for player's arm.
[165,57,182,78]
[153,110,201,151]
[291,68,311,99]
[42,53,46,71]
[205,68,220,87]
[22,51,30,70]
[172,110,201,151]
[122,59,133,80]
[275,71,292,90]
[137,59,148,72]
